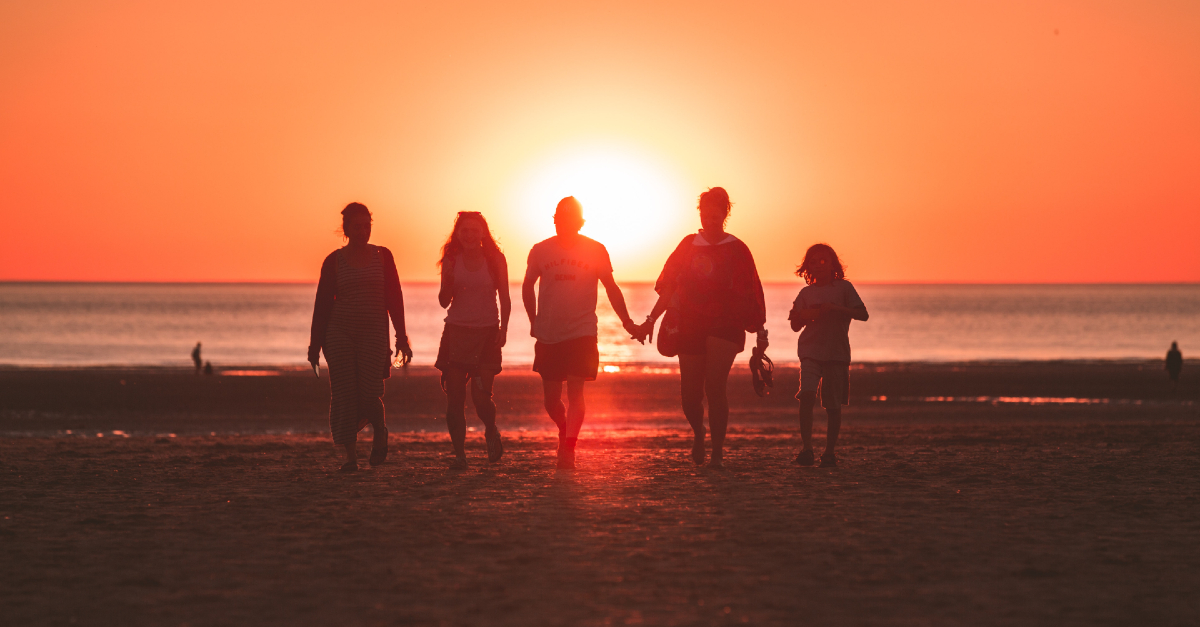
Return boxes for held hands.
[622,318,646,344]
[394,336,413,367]
[639,318,655,344]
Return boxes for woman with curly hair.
[308,202,412,472]
[436,211,511,468]
[788,243,869,468]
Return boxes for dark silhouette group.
[308,191,869,471]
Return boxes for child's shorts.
[797,359,850,409]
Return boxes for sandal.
[750,347,774,397]
[339,461,358,473]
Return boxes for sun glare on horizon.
[509,145,693,275]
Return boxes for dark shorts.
[677,325,746,356]
[435,323,502,378]
[797,359,850,409]
[533,335,599,382]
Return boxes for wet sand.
[1,363,1198,625]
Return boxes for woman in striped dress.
[308,203,412,472]
[435,211,510,467]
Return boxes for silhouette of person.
[192,342,202,374]
[522,197,641,469]
[435,212,511,468]
[308,202,413,472]
[203,361,213,376]
[788,244,869,468]
[637,187,767,467]
[1166,341,1183,391]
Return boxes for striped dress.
[324,248,391,445]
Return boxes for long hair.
[795,243,845,285]
[438,211,504,285]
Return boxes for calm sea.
[0,283,1196,367]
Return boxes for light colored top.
[524,235,613,344]
[691,232,738,246]
[444,254,499,328]
[791,279,865,362]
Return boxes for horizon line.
[3,279,1199,287]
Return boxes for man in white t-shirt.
[522,196,642,469]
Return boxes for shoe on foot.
[449,455,468,469]
[795,449,815,466]
[820,452,837,468]
[486,427,504,463]
[339,461,358,473]
[369,424,388,466]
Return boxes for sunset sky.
[2,0,1197,283]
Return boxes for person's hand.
[641,319,655,344]
[622,319,645,344]
[394,336,413,367]
[756,330,769,352]
[496,326,508,348]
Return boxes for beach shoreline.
[2,361,1199,625]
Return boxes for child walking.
[788,244,868,468]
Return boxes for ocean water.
[0,283,1196,367]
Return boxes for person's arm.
[496,255,511,347]
[599,272,641,340]
[522,252,539,337]
[380,248,412,365]
[815,302,868,321]
[308,253,337,366]
[739,242,769,350]
[788,302,807,332]
[817,283,869,321]
[438,255,454,309]
[636,288,672,342]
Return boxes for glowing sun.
[510,145,692,264]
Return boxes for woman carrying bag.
[637,187,767,467]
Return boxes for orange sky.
[2,0,1198,283]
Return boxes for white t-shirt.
[791,279,866,362]
[524,235,613,344]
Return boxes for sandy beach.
[2,362,1198,626]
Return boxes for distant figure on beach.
[308,202,412,472]
[192,342,202,374]
[203,361,213,376]
[436,212,511,468]
[523,197,642,469]
[1166,341,1183,391]
[788,244,868,468]
[637,187,767,467]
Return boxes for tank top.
[445,253,499,327]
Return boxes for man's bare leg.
[541,379,566,439]
[558,376,586,469]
